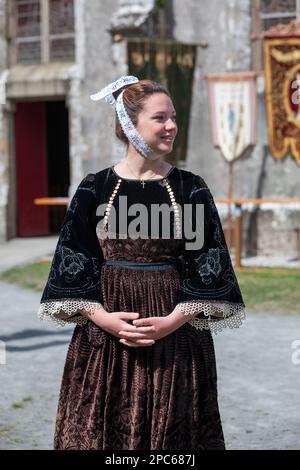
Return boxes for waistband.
[102,259,178,271]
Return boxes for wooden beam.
[34,197,70,206]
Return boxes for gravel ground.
[0,237,57,273]
[214,312,300,450]
[0,280,299,450]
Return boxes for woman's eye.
[155,116,177,122]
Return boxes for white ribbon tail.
[90,91,105,101]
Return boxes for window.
[49,0,75,61]
[260,0,296,29]
[251,0,299,70]
[8,0,75,65]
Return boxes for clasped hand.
[98,311,175,348]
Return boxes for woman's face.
[136,93,178,156]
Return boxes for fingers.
[119,338,155,348]
[119,323,141,332]
[118,330,153,340]
[132,319,153,327]
[119,325,155,334]
[116,312,140,320]
[131,326,155,333]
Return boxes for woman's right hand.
[94,310,156,347]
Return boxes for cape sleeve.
[37,173,104,326]
[175,174,246,334]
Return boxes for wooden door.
[15,102,49,236]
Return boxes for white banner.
[206,73,257,162]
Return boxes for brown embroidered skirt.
[54,237,225,450]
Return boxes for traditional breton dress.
[38,166,245,450]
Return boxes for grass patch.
[236,267,300,313]
[0,261,51,291]
[22,396,33,402]
[0,261,299,313]
[11,396,33,410]
[11,402,24,409]
[0,425,15,437]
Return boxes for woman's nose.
[165,118,177,130]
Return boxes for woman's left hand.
[118,316,176,347]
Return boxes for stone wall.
[0,0,8,242]
[171,0,299,259]
[79,0,126,181]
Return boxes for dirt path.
[0,281,299,449]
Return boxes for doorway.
[15,100,70,237]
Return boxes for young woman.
[38,76,245,450]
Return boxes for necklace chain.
[124,160,167,188]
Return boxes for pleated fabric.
[54,237,225,450]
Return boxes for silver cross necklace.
[124,160,165,188]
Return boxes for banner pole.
[226,161,233,251]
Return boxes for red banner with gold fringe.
[264,20,300,165]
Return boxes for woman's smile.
[135,93,178,155]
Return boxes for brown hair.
[113,79,171,145]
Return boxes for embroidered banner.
[263,20,300,165]
[206,72,257,162]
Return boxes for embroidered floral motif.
[195,248,222,285]
[58,246,89,282]
[39,169,245,336]
[175,173,245,329]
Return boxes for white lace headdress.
[90,75,159,160]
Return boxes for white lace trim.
[38,299,104,327]
[176,300,246,334]
[38,298,245,333]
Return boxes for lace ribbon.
[38,299,104,326]
[176,300,246,334]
